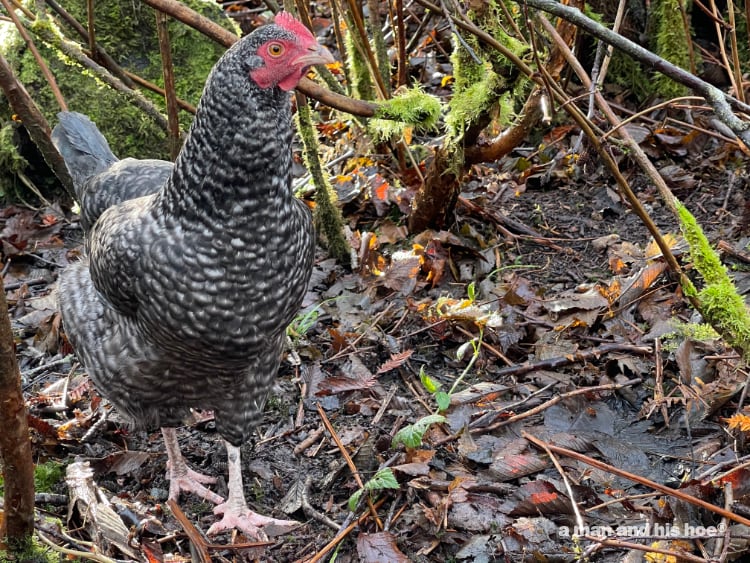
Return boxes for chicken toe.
[206,441,299,539]
[162,427,224,505]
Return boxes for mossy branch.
[370,87,442,141]
[295,95,350,264]
[343,19,375,101]
[651,0,694,98]
[677,202,750,360]
[29,17,169,131]
[0,53,74,197]
[367,0,391,98]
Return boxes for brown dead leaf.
[140,540,166,563]
[420,239,448,287]
[490,453,550,481]
[327,328,351,353]
[380,250,422,295]
[618,262,668,308]
[659,164,697,188]
[315,375,374,396]
[0,206,63,257]
[92,451,151,476]
[33,312,61,355]
[376,220,408,244]
[316,356,378,396]
[27,414,59,442]
[508,480,572,517]
[545,287,609,316]
[391,462,431,476]
[375,349,413,374]
[356,531,410,563]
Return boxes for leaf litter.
[5,30,750,563]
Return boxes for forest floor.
[3,0,750,557]
[4,104,750,563]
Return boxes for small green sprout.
[391,414,447,449]
[347,467,400,511]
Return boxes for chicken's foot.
[162,427,224,505]
[207,441,299,539]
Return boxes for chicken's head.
[249,12,335,92]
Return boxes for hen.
[53,12,332,538]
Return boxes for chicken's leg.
[207,441,299,539]
[162,427,224,504]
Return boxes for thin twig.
[85,0,95,61]
[452,378,642,441]
[600,96,705,141]
[394,0,406,88]
[166,500,212,563]
[523,433,750,529]
[522,0,750,144]
[302,497,387,563]
[45,0,136,89]
[37,531,117,563]
[155,11,181,160]
[123,70,195,113]
[587,536,713,563]
[725,0,744,103]
[536,441,585,532]
[324,303,394,363]
[438,0,481,64]
[315,403,383,529]
[345,0,388,99]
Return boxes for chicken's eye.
[268,42,285,57]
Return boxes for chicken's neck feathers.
[158,72,294,227]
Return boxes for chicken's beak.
[296,44,336,68]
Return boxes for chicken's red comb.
[274,11,315,41]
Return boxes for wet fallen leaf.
[357,531,409,562]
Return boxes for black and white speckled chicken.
[53,12,332,538]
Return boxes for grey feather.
[55,23,315,447]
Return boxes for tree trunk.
[408,147,461,233]
[0,274,35,550]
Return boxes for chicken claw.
[206,441,300,539]
[162,427,224,505]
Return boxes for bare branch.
[523,0,750,145]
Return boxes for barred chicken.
[53,12,331,538]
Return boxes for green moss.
[0,122,29,196]
[34,461,65,493]
[650,0,697,98]
[607,51,656,101]
[665,320,720,343]
[370,87,442,141]
[63,0,237,108]
[367,0,391,97]
[295,100,350,263]
[1,0,236,200]
[678,201,728,285]
[344,24,374,100]
[446,63,499,139]
[0,535,63,562]
[699,281,750,351]
[734,8,750,75]
[677,201,750,359]
[0,462,64,559]
[444,0,530,143]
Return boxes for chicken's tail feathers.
[52,111,118,194]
